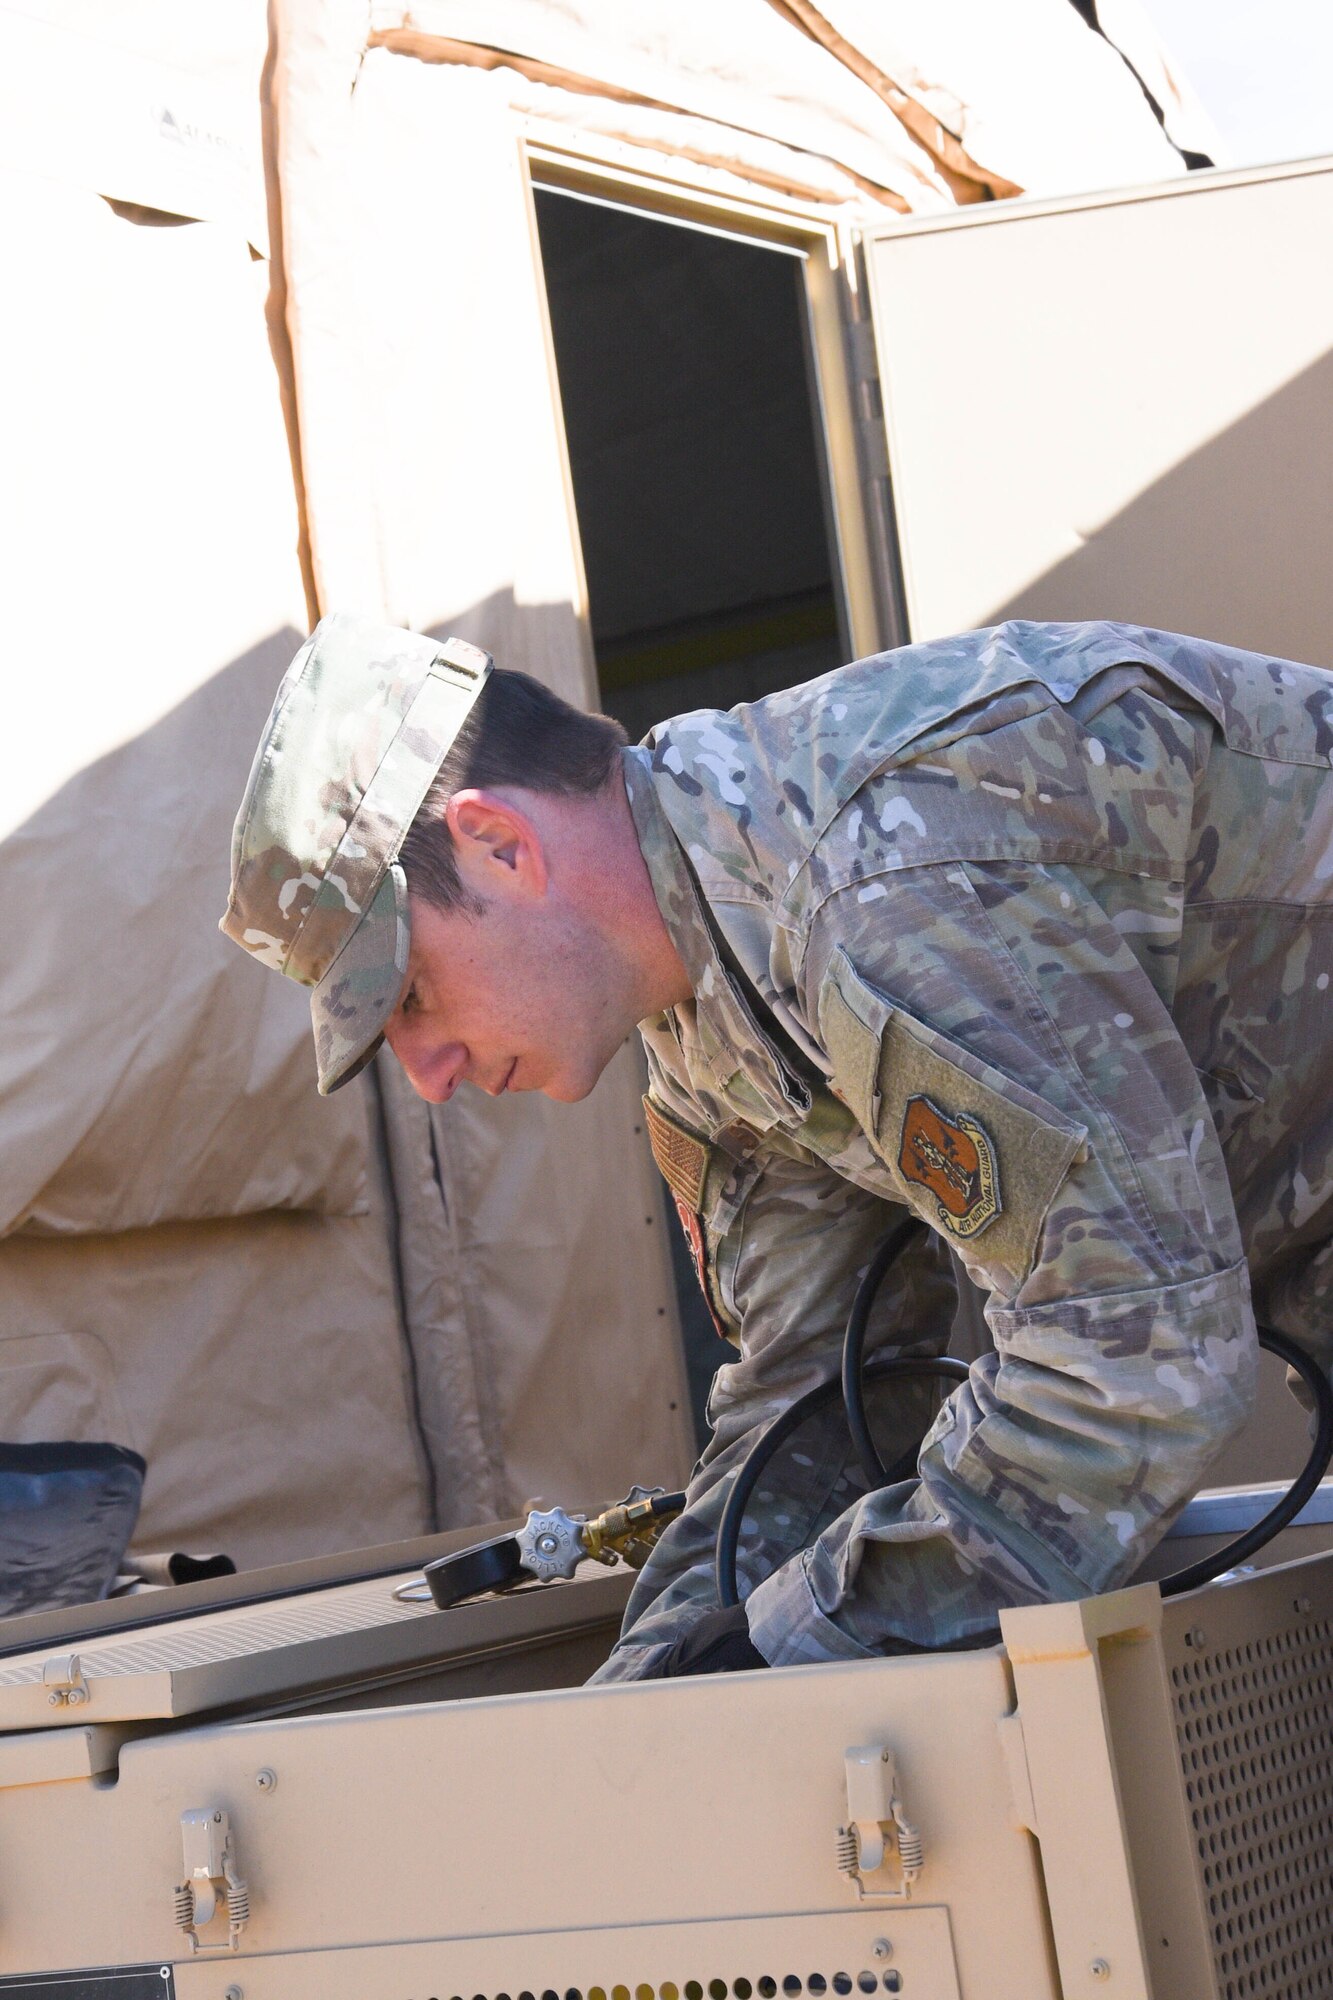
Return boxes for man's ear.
[444,789,548,898]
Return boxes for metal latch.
[174,1807,250,1952]
[836,1744,924,1901]
[43,1654,90,1708]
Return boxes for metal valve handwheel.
[515,1507,585,1583]
[421,1487,685,1610]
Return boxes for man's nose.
[384,1025,467,1104]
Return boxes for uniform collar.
[622,747,810,1126]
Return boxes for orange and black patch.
[898,1095,1001,1239]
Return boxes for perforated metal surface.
[167,1911,964,2000]
[1171,1607,1333,1998]
[428,1973,906,2000]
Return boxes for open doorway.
[533,187,847,742]
[534,186,849,1433]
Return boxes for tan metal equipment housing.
[0,1496,1329,2000]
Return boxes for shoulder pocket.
[818,947,1088,1294]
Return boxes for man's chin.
[538,1044,621,1104]
[540,1072,598,1105]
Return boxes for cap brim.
[310,863,410,1095]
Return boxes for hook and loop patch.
[898,1095,1001,1239]
[643,1094,732,1340]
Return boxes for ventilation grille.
[1172,1615,1333,1999]
[421,1976,904,2000]
[0,1575,435,1688]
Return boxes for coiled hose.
[715,1218,1333,1616]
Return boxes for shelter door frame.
[521,139,900,672]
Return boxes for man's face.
[383,894,621,1104]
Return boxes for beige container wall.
[864,157,1333,665]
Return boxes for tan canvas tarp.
[0,1208,429,1566]
[0,4,693,1569]
[365,0,1210,210]
[0,170,362,1238]
[0,155,432,1558]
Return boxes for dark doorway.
[533,188,846,743]
[534,187,848,1437]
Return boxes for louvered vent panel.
[0,1576,434,1687]
[1172,1616,1333,1999]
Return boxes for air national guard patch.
[899,1095,1001,1239]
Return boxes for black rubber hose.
[838,1228,1333,1599]
[841,1216,926,1485]
[718,1218,1333,1617]
[1159,1323,1333,1596]
[715,1352,969,1608]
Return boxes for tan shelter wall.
[0,1,694,1575]
[0,180,361,1238]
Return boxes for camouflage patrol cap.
[220,612,493,1094]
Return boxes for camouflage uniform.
[593,620,1333,1680]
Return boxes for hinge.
[42,1653,90,1708]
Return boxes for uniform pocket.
[819,947,1088,1296]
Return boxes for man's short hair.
[399,668,628,913]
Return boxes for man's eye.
[402,983,419,1016]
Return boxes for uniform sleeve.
[743,856,1258,1664]
[588,1140,959,1682]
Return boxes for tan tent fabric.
[793,1,1192,196]
[1092,0,1228,168]
[368,0,954,212]
[0,176,366,1237]
[387,55,916,219]
[371,1055,509,1529]
[0,80,427,1566]
[368,0,1193,206]
[425,1048,696,1508]
[0,1198,431,1566]
[375,1049,695,1521]
[0,2,269,249]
